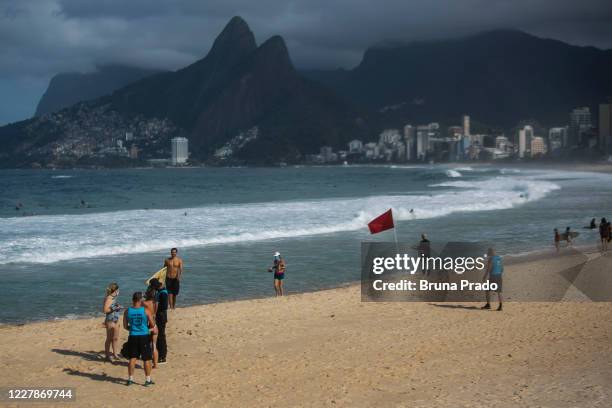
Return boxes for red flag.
[368,209,394,234]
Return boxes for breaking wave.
[445,169,462,178]
[1,174,560,265]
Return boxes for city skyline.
[307,107,612,165]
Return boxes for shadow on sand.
[428,303,482,310]
[62,368,126,385]
[51,349,128,367]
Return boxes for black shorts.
[166,277,180,295]
[127,335,153,361]
[490,275,503,292]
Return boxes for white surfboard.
[145,266,167,286]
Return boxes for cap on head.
[274,251,281,257]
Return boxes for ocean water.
[1,165,611,323]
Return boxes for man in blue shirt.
[123,292,155,385]
[481,247,503,311]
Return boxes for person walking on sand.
[151,278,169,365]
[554,228,561,253]
[164,248,183,310]
[600,218,610,252]
[268,252,286,296]
[143,286,159,368]
[123,292,155,386]
[418,234,431,274]
[481,247,503,311]
[103,283,122,362]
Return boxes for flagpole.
[392,210,399,253]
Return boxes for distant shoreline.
[1,161,612,172]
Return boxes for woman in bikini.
[102,282,122,362]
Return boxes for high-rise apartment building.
[462,115,470,137]
[171,137,189,165]
[531,136,547,156]
[518,125,533,158]
[599,103,612,155]
[569,107,592,147]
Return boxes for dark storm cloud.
[1,0,612,124]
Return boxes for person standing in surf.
[418,234,431,275]
[554,228,561,253]
[164,248,183,310]
[268,252,286,296]
[481,247,503,311]
[600,218,610,252]
[102,282,122,362]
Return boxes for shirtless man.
[164,248,183,310]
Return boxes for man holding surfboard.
[164,248,183,310]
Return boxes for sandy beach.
[1,250,612,408]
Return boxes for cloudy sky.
[1,0,612,125]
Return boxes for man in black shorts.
[164,248,183,309]
[123,292,155,386]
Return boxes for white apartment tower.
[518,125,533,158]
[171,137,189,165]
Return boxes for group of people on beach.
[101,248,286,385]
[417,234,504,311]
[553,218,612,252]
[553,226,576,251]
[102,248,183,386]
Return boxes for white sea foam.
[389,165,422,169]
[1,173,562,265]
[500,168,521,174]
[431,176,561,201]
[445,169,462,178]
[51,175,74,179]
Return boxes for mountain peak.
[222,16,251,36]
[255,35,293,70]
[208,16,257,60]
